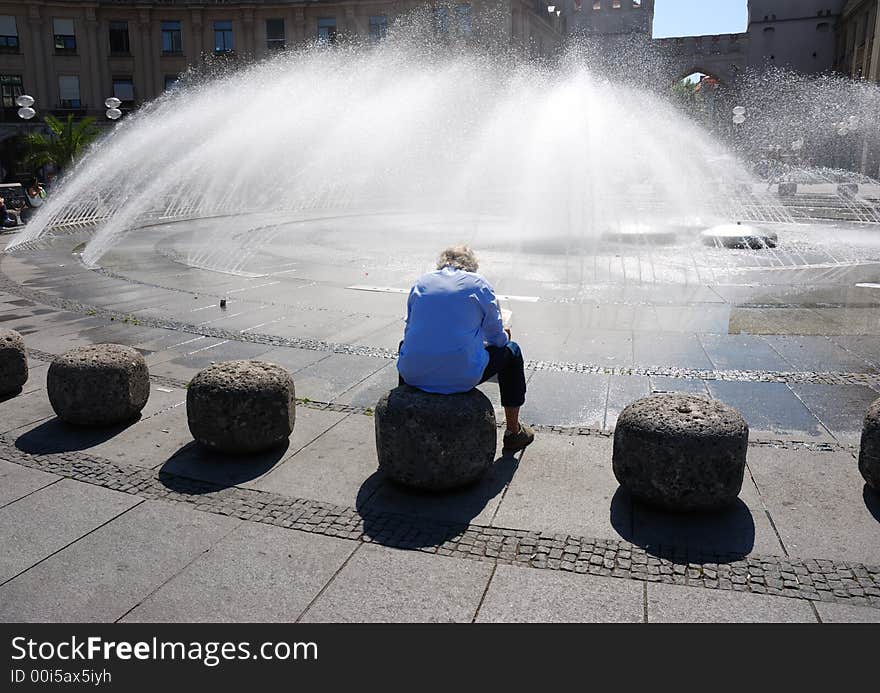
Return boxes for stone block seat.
[48,344,149,426]
[612,394,749,512]
[374,385,497,491]
[187,360,295,455]
[858,399,880,493]
[0,328,28,396]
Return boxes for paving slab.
[520,370,608,427]
[605,374,651,430]
[633,332,714,371]
[300,544,493,623]
[492,435,628,541]
[705,380,833,441]
[361,450,518,531]
[291,353,390,403]
[699,333,793,371]
[475,564,644,623]
[250,413,379,506]
[0,389,56,435]
[252,346,330,375]
[86,405,192,469]
[747,447,880,564]
[0,479,139,584]
[0,459,58,509]
[649,376,710,396]
[814,602,880,623]
[761,335,873,373]
[0,500,239,622]
[789,383,878,446]
[333,362,399,408]
[646,581,817,623]
[122,520,355,623]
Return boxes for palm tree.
[23,113,101,172]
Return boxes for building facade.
[836,0,880,79]
[746,0,847,74]
[0,0,562,128]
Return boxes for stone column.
[242,9,255,58]
[190,9,204,64]
[136,9,153,106]
[294,8,306,45]
[869,5,880,82]
[85,7,102,114]
[26,5,49,107]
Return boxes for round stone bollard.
[375,385,497,491]
[48,344,150,426]
[858,399,880,493]
[187,360,295,455]
[612,394,749,512]
[0,329,28,396]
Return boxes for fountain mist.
[9,27,774,269]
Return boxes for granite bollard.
[48,344,150,426]
[0,328,27,396]
[612,394,749,512]
[187,360,295,455]
[858,399,880,493]
[375,385,497,491]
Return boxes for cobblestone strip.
[1,436,877,609]
[4,258,880,387]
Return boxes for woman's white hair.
[437,245,479,273]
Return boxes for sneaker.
[503,424,535,454]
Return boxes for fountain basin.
[701,223,778,250]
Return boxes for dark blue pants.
[398,341,527,408]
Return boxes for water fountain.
[4,22,880,347]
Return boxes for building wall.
[0,0,562,125]
[836,0,880,80]
[746,0,847,73]
[564,0,654,36]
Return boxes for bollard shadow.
[610,486,756,564]
[15,416,140,454]
[864,485,880,525]
[355,452,521,550]
[158,439,290,494]
[0,387,23,403]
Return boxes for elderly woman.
[397,246,535,454]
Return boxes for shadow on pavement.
[15,416,140,454]
[354,453,520,550]
[610,487,756,563]
[0,388,23,403]
[158,440,290,494]
[864,485,880,524]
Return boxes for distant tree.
[23,113,101,172]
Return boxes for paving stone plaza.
[1,212,879,624]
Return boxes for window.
[456,4,473,35]
[214,20,233,53]
[112,77,134,105]
[613,0,621,8]
[0,16,18,53]
[164,75,180,91]
[1,75,23,110]
[266,18,285,50]
[633,0,642,7]
[58,75,81,108]
[817,22,830,33]
[161,20,182,54]
[108,21,130,55]
[433,7,449,35]
[369,15,388,42]
[317,17,337,44]
[593,1,601,10]
[53,18,76,53]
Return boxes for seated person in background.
[0,197,20,228]
[397,245,535,454]
[25,177,46,208]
